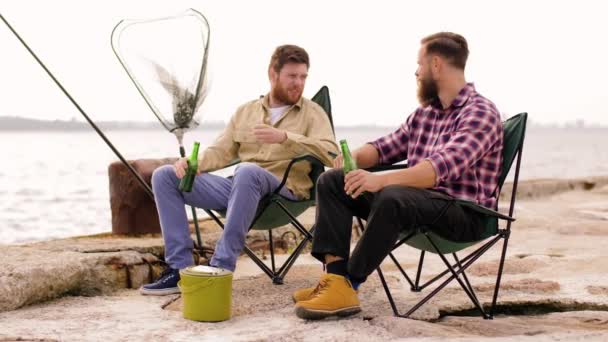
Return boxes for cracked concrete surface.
[1,178,608,341]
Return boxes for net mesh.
[111,9,211,133]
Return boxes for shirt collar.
[261,94,303,111]
[451,82,475,108]
[429,82,475,110]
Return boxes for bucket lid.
[181,265,232,277]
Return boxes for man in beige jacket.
[141,45,338,295]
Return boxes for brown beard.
[417,76,439,107]
[271,80,303,105]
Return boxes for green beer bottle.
[340,139,357,174]
[179,141,200,192]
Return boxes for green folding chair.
[359,112,527,319]
[202,86,334,284]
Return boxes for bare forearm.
[354,144,380,168]
[382,160,436,189]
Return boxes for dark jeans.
[310,168,486,282]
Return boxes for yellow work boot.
[293,281,359,303]
[294,273,361,320]
[292,286,317,303]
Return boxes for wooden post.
[108,158,177,235]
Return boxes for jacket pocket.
[234,129,258,144]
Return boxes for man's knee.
[373,186,416,215]
[233,162,265,183]
[317,168,344,192]
[151,164,176,189]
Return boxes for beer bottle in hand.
[340,139,357,174]
[179,141,200,192]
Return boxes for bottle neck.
[190,143,200,161]
[340,142,350,156]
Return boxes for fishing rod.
[0,12,154,199]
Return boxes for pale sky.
[1,0,607,127]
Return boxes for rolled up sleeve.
[369,113,413,165]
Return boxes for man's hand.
[344,169,386,198]
[333,154,344,168]
[173,157,201,179]
[332,150,358,169]
[173,158,188,179]
[252,124,287,144]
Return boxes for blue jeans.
[151,162,298,271]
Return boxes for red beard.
[272,81,303,105]
[417,76,439,107]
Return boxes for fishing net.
[111,8,210,144]
[111,9,211,250]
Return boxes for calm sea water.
[1,126,607,244]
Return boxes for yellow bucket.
[178,265,233,322]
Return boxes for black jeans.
[310,168,486,282]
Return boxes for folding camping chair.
[201,86,334,285]
[360,112,527,319]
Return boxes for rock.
[587,286,608,296]
[108,158,177,235]
[0,237,164,312]
[474,278,560,294]
[468,257,549,277]
[501,176,608,200]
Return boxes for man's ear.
[431,55,442,77]
[268,67,277,81]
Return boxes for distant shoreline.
[0,116,225,131]
[1,116,606,131]
[0,116,397,131]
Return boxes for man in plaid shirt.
[294,32,504,320]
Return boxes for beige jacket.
[199,94,338,199]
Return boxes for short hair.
[269,45,310,73]
[421,32,469,70]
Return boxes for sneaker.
[140,267,181,296]
[294,273,361,320]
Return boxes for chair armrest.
[351,159,513,222]
[202,158,242,173]
[224,158,241,168]
[365,163,408,172]
[456,199,515,222]
[273,154,325,195]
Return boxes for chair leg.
[260,201,316,283]
[268,229,277,274]
[425,234,490,319]
[490,231,510,318]
[242,245,275,279]
[379,235,501,318]
[275,228,313,283]
[204,200,316,284]
[417,239,495,291]
[413,251,425,291]
[376,266,400,316]
[362,218,417,290]
[387,252,415,289]
[453,253,481,309]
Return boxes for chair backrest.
[306,86,334,200]
[497,112,527,230]
[404,112,528,253]
[311,85,334,133]
[498,112,528,188]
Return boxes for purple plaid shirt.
[370,83,503,209]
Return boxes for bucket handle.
[178,278,217,294]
